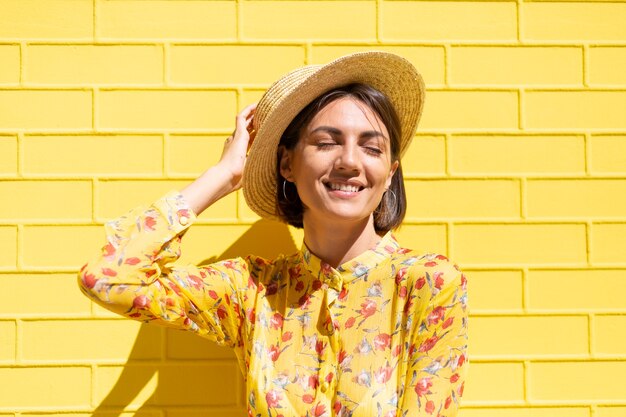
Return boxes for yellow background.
[1,0,626,415]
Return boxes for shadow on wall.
[92,219,299,416]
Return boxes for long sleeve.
[77,190,250,350]
[399,257,469,416]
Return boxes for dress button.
[320,382,329,393]
[179,216,189,226]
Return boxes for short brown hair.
[275,83,407,233]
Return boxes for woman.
[78,52,468,417]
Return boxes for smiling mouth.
[325,182,364,193]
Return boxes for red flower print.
[312,402,327,417]
[103,242,115,259]
[82,272,98,289]
[436,254,448,261]
[395,267,407,284]
[312,279,323,291]
[445,396,452,409]
[458,354,466,367]
[415,377,432,396]
[338,286,349,301]
[433,271,445,290]
[442,317,454,329]
[295,280,304,291]
[101,267,117,277]
[299,293,311,309]
[288,265,301,279]
[124,257,141,265]
[373,333,391,351]
[246,308,255,323]
[345,317,356,328]
[188,274,203,290]
[427,306,446,325]
[425,400,435,414]
[217,304,227,320]
[266,281,278,296]
[281,331,293,342]
[392,344,402,357]
[374,364,393,384]
[270,312,284,330]
[333,400,342,414]
[360,299,377,318]
[268,344,281,362]
[208,290,219,300]
[450,373,460,383]
[265,389,282,408]
[315,340,326,356]
[165,297,175,307]
[459,381,465,396]
[321,262,332,275]
[424,261,437,267]
[416,277,426,289]
[144,216,157,231]
[399,286,407,298]
[419,335,440,353]
[133,295,150,309]
[302,394,314,404]
[308,374,319,389]
[222,260,237,269]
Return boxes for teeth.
[328,183,360,192]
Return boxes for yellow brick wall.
[1,0,625,415]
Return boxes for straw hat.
[242,51,425,222]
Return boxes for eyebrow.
[310,126,388,140]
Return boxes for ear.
[278,145,294,182]
[385,159,400,189]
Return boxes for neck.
[302,213,382,268]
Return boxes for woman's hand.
[217,103,258,191]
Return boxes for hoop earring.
[386,189,397,206]
[282,180,297,203]
[374,189,396,215]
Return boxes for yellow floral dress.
[78,190,468,417]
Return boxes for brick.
[0,367,91,408]
[170,45,305,86]
[459,408,590,417]
[405,179,520,219]
[469,270,523,311]
[462,362,524,403]
[238,190,262,222]
[311,45,445,86]
[590,136,626,174]
[97,180,237,221]
[453,224,587,265]
[401,135,446,175]
[527,179,626,218]
[449,135,585,175]
[525,91,626,129]
[98,0,236,40]
[98,90,236,131]
[0,274,91,317]
[240,90,265,109]
[0,45,19,84]
[393,224,447,257]
[23,135,163,176]
[0,227,17,269]
[523,3,626,41]
[22,225,102,269]
[529,361,626,401]
[592,224,626,264]
[0,136,17,175]
[597,407,626,417]
[595,315,626,355]
[167,135,229,176]
[0,321,15,362]
[95,365,158,407]
[242,1,376,40]
[471,316,588,357]
[0,90,91,129]
[25,45,163,85]
[381,1,517,41]
[589,47,626,86]
[0,181,91,221]
[156,363,240,405]
[420,91,518,130]
[166,327,234,360]
[22,319,161,361]
[528,270,626,311]
[450,46,582,86]
[0,0,92,39]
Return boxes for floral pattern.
[78,190,469,417]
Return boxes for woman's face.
[279,97,399,228]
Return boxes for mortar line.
[162,133,168,178]
[162,43,169,87]
[582,44,589,88]
[92,0,97,41]
[588,313,595,358]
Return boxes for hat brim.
[242,51,425,222]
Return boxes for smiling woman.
[77,51,469,417]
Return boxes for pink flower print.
[133,295,150,309]
[101,267,117,277]
[144,216,157,231]
[187,274,203,290]
[433,271,445,290]
[103,242,116,260]
[268,344,281,362]
[308,374,319,389]
[374,363,393,384]
[419,335,440,353]
[302,394,314,404]
[395,267,408,285]
[270,312,284,330]
[345,317,356,329]
[373,333,391,351]
[338,349,353,371]
[265,389,282,408]
[315,340,326,356]
[425,400,435,414]
[360,299,377,318]
[124,257,141,265]
[416,276,426,289]
[424,261,437,267]
[81,271,98,289]
[415,377,433,396]
[352,370,371,387]
[442,316,454,329]
[398,286,407,298]
[281,331,293,342]
[392,344,402,358]
[321,262,332,276]
[312,403,328,417]
[427,306,446,325]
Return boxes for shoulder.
[237,252,301,294]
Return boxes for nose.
[334,141,361,172]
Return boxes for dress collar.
[299,231,400,291]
